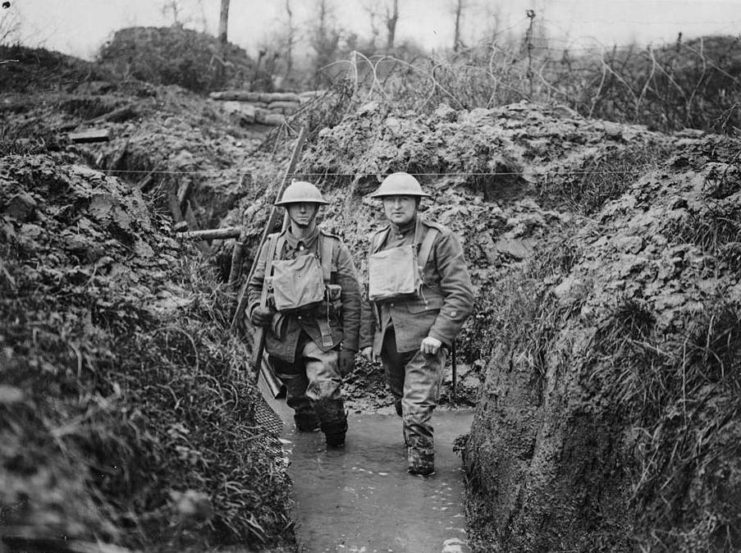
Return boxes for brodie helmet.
[369,172,430,198]
[275,180,329,206]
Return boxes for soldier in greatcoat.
[360,172,475,475]
[248,181,361,448]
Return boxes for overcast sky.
[5,0,741,60]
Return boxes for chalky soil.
[265,385,473,553]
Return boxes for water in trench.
[262,379,474,553]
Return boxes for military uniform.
[360,215,474,474]
[248,225,361,445]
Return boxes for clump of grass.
[665,201,741,272]
[535,141,672,215]
[458,236,583,391]
[593,297,741,552]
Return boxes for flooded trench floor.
[261,378,474,553]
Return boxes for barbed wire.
[101,169,674,177]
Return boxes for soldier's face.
[382,195,417,225]
[287,202,319,228]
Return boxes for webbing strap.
[319,234,334,283]
[417,227,439,271]
[318,234,336,348]
[369,220,437,269]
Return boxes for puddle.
[262,380,473,553]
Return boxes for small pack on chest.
[265,233,338,313]
[270,254,326,312]
[367,221,438,302]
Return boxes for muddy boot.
[407,446,435,476]
[294,413,320,432]
[322,417,348,448]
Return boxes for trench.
[260,377,475,553]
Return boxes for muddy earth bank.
[2,45,740,553]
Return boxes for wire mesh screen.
[254,393,284,436]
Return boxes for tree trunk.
[218,0,230,45]
[453,0,463,52]
[285,0,294,76]
[385,0,398,50]
[216,0,230,85]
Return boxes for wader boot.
[407,445,435,476]
[315,398,348,448]
[321,416,348,448]
[407,434,435,476]
[294,412,320,432]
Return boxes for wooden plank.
[209,90,262,102]
[178,227,242,240]
[68,128,110,143]
[259,92,300,103]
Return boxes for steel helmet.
[369,172,430,198]
[275,180,329,206]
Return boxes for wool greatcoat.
[360,214,474,473]
[359,216,474,355]
[247,226,361,436]
[247,227,361,362]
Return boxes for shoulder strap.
[417,226,439,271]
[319,233,335,283]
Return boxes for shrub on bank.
[0,154,294,551]
[98,26,259,94]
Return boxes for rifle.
[232,127,307,397]
[231,126,307,333]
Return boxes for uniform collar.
[285,225,320,252]
[389,216,417,238]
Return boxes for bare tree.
[218,0,229,44]
[161,0,182,26]
[361,1,399,51]
[384,0,399,50]
[0,0,19,46]
[452,0,466,52]
[213,0,230,84]
[309,0,341,86]
[284,0,295,76]
[160,0,208,31]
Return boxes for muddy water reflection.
[282,409,474,553]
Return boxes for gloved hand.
[338,348,356,376]
[250,306,274,328]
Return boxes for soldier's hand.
[251,306,274,328]
[360,346,374,362]
[338,349,356,376]
[420,336,442,355]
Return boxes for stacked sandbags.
[210,90,327,126]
